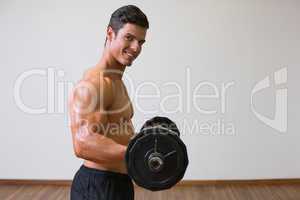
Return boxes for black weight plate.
[126,127,188,191]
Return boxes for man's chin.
[124,59,133,67]
[119,56,134,67]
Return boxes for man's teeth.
[125,51,134,58]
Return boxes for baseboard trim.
[0,180,72,186]
[176,179,300,186]
[1,179,300,186]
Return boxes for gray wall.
[1,0,299,180]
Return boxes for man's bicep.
[71,80,113,134]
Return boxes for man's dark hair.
[105,5,149,44]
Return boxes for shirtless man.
[68,5,149,200]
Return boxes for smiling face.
[107,23,147,67]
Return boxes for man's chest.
[108,81,133,122]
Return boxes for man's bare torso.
[69,67,134,174]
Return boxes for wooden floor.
[0,184,300,200]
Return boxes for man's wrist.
[117,144,127,161]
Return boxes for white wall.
[1,0,299,180]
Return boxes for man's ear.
[106,26,115,43]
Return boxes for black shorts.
[70,165,134,200]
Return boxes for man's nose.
[130,40,140,53]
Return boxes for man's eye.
[125,35,133,41]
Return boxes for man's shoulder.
[81,67,113,88]
[78,69,114,100]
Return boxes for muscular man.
[68,5,149,200]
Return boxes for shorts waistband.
[80,165,131,180]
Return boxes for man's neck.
[96,50,126,80]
